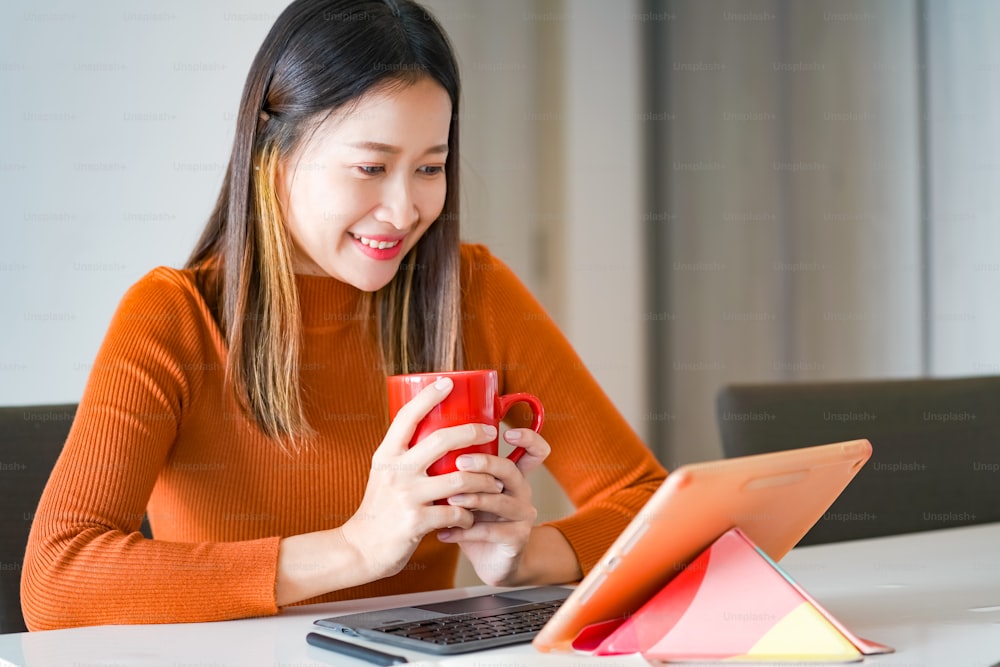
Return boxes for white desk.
[2,523,999,667]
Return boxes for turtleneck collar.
[295,273,371,330]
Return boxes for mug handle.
[497,392,545,464]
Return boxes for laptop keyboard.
[375,599,564,646]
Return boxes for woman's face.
[277,77,452,291]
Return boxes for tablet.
[532,438,872,652]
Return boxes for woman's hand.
[436,427,552,586]
[339,377,504,581]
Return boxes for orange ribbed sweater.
[22,244,666,631]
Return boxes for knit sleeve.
[20,268,280,631]
[460,245,668,575]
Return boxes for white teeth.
[352,233,400,250]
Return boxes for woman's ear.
[269,149,291,217]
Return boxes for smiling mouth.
[350,233,401,250]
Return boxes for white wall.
[926,0,1000,376]
[1,1,278,404]
[561,0,645,436]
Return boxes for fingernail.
[504,429,522,443]
[483,425,498,438]
[438,530,452,541]
[495,479,504,492]
[434,377,453,391]
[456,455,476,470]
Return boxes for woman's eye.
[419,165,444,175]
[357,165,385,175]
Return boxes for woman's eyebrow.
[344,140,449,155]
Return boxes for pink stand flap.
[577,527,894,662]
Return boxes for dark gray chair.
[716,376,1000,546]
[0,404,152,634]
[0,404,77,634]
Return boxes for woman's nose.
[374,177,419,229]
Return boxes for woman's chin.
[342,270,397,293]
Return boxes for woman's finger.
[503,428,550,474]
[418,468,504,506]
[401,422,498,474]
[455,453,529,501]
[379,376,453,455]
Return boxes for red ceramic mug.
[386,369,545,477]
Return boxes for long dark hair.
[186,0,462,445]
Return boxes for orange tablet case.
[532,439,873,652]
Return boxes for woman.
[22,0,666,630]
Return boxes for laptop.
[313,439,872,655]
[314,584,573,654]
